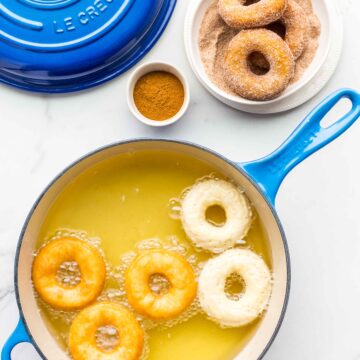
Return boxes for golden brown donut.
[125,250,197,320]
[250,0,310,70]
[69,302,144,360]
[266,0,309,59]
[218,0,287,29]
[279,0,309,59]
[223,29,295,101]
[32,237,106,311]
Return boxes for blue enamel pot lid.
[0,0,177,93]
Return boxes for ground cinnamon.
[133,71,185,121]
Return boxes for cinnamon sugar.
[292,0,321,82]
[199,0,321,97]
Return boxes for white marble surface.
[1,0,360,359]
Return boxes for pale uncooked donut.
[198,249,272,327]
[181,179,252,253]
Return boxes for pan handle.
[241,88,360,204]
[1,318,31,360]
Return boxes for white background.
[1,0,360,359]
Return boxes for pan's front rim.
[13,138,291,360]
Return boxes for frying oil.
[36,150,272,360]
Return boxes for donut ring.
[279,0,309,59]
[125,250,197,320]
[69,302,144,360]
[198,249,272,327]
[32,237,106,311]
[249,1,309,70]
[218,0,287,29]
[223,29,295,100]
[181,179,252,253]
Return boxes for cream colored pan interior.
[16,140,289,360]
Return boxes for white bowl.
[127,62,190,127]
[184,0,343,114]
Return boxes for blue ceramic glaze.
[242,89,360,203]
[0,0,177,93]
[2,89,360,359]
[1,319,31,360]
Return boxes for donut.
[181,179,252,253]
[279,0,309,59]
[198,249,272,327]
[223,29,295,100]
[69,302,144,360]
[247,1,309,71]
[32,237,106,311]
[125,250,197,320]
[218,0,287,29]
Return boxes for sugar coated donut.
[181,179,252,253]
[69,302,144,360]
[218,0,287,29]
[32,237,106,311]
[223,29,295,100]
[198,249,272,327]
[279,0,309,59]
[125,250,197,320]
[251,0,309,69]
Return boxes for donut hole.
[205,204,227,227]
[247,52,270,75]
[225,272,246,301]
[56,260,81,287]
[149,273,171,295]
[243,0,261,5]
[95,325,120,352]
[266,20,286,40]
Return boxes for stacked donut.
[218,0,310,100]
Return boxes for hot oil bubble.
[37,296,79,348]
[137,297,201,332]
[149,274,171,296]
[95,325,120,352]
[56,261,81,287]
[194,173,219,185]
[99,289,126,302]
[163,235,188,256]
[149,298,201,331]
[168,198,182,220]
[224,273,246,301]
[235,238,246,246]
[137,238,162,251]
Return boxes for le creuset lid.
[0,0,176,93]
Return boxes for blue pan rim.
[0,0,177,94]
[13,138,291,360]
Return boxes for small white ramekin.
[127,62,190,127]
[184,0,343,114]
